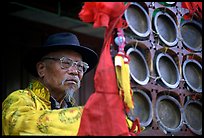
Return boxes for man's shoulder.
[10,89,31,96]
[3,89,32,102]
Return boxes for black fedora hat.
[24,32,98,77]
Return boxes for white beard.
[61,77,81,105]
[65,88,75,103]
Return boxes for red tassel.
[130,117,141,135]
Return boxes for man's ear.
[36,61,46,78]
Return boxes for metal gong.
[180,20,202,52]
[155,95,183,133]
[126,47,150,85]
[183,100,202,135]
[153,10,178,47]
[155,52,180,89]
[127,89,153,127]
[124,2,151,40]
[182,59,202,93]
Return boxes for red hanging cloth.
[77,2,132,136]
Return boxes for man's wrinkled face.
[36,50,84,96]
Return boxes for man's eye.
[62,61,72,66]
[78,64,83,68]
[75,62,83,70]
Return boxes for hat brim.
[24,45,98,77]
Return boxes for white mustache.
[61,77,80,89]
[61,77,79,85]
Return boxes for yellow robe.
[2,80,138,135]
[2,80,82,136]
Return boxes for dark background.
[3,0,104,105]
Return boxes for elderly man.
[2,32,98,135]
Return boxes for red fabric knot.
[181,2,202,20]
[79,2,128,29]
